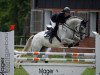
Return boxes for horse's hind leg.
[45,48,51,63]
[31,45,43,63]
[32,46,46,63]
[44,48,51,58]
[39,46,47,58]
[40,47,51,63]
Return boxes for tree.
[0,0,30,36]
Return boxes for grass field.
[14,66,29,75]
[82,67,95,75]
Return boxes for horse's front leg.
[72,35,81,46]
[61,38,76,47]
[74,35,80,41]
[61,38,75,44]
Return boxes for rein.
[63,23,86,40]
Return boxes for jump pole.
[95,32,100,75]
[15,51,95,57]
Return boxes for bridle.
[63,22,86,40]
[77,24,86,40]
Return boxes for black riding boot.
[49,35,54,43]
[44,28,54,38]
[44,25,58,43]
[49,27,58,43]
[44,28,54,44]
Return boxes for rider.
[44,7,71,43]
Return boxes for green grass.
[14,66,29,75]
[82,67,95,75]
[15,47,23,51]
[49,55,63,58]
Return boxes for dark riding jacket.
[51,12,71,25]
[50,12,71,36]
[47,12,71,43]
[48,12,71,41]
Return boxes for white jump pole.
[15,51,95,57]
[94,32,100,75]
[93,31,100,75]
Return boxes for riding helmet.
[62,7,70,13]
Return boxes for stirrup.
[44,34,50,39]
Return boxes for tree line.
[0,0,30,36]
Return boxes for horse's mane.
[67,16,83,21]
[65,16,83,29]
[66,16,83,25]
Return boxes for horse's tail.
[22,35,34,51]
[14,35,34,67]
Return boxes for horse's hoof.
[74,42,79,46]
[45,61,48,63]
[68,43,73,47]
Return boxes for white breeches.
[50,19,56,29]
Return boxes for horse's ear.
[81,20,88,28]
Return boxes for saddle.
[44,25,61,43]
[44,25,52,39]
[46,25,52,30]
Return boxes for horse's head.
[78,20,88,40]
[65,16,88,40]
